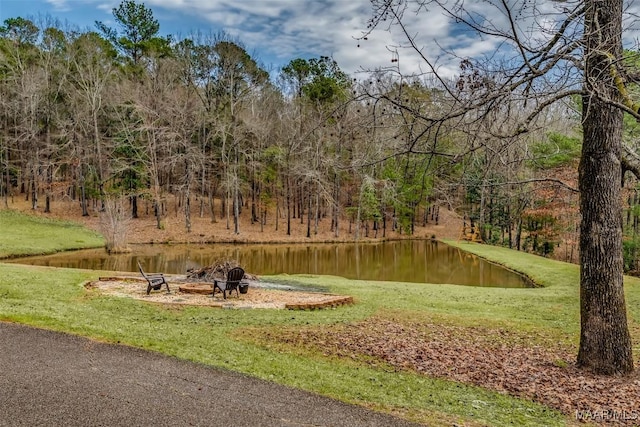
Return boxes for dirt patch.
[87,276,353,310]
[6,196,462,245]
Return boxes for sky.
[1,1,639,81]
[0,0,489,79]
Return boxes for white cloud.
[144,0,379,74]
[35,0,510,78]
[45,0,106,9]
[45,0,70,7]
[35,0,640,81]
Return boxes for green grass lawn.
[0,209,104,258]
[1,211,638,426]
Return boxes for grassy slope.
[0,210,104,258]
[444,240,640,340]
[4,212,637,426]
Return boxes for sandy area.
[87,276,353,310]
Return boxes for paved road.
[0,322,422,426]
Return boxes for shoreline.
[4,197,462,247]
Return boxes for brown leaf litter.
[256,316,640,425]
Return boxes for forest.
[1,1,639,270]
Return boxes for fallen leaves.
[261,316,640,425]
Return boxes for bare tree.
[100,195,131,253]
[0,17,43,210]
[69,32,118,215]
[177,33,268,235]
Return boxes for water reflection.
[6,240,532,288]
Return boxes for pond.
[6,240,533,288]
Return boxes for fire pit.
[177,283,212,295]
[90,276,354,310]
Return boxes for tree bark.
[306,185,312,238]
[577,0,633,375]
[131,195,138,219]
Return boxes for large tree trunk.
[577,0,633,375]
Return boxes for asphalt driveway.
[0,322,422,426]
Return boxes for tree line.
[0,0,585,247]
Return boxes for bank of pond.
[8,240,534,288]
